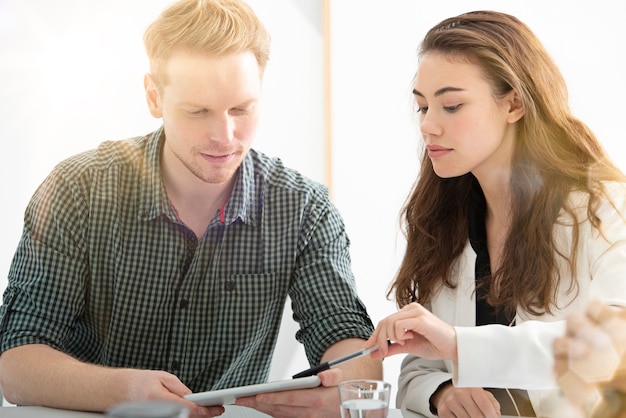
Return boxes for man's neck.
[166,178,235,238]
[160,151,236,237]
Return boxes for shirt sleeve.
[0,167,88,353]
[396,354,453,418]
[454,320,565,389]
[288,192,374,366]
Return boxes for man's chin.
[200,169,239,185]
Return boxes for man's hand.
[121,369,224,416]
[235,337,382,418]
[235,368,343,418]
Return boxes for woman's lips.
[426,144,452,158]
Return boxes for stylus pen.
[292,344,381,379]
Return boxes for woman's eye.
[416,106,428,114]
[444,104,461,112]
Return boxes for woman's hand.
[365,302,458,361]
[433,383,500,418]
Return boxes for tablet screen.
[184,376,322,406]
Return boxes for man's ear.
[506,89,525,124]
[144,73,163,118]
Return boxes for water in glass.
[340,398,389,418]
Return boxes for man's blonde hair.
[144,0,271,85]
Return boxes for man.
[0,0,382,416]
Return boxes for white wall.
[1,0,625,408]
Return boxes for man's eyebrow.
[412,87,465,98]
[179,98,258,108]
[180,101,206,108]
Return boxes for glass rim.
[337,379,391,393]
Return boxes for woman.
[366,10,626,418]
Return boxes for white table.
[0,405,406,417]
[0,405,532,417]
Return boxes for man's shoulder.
[247,149,328,197]
[53,132,153,177]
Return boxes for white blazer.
[397,182,626,417]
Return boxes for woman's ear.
[144,73,163,118]
[506,89,525,124]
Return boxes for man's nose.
[207,113,234,143]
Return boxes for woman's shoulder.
[600,181,626,197]
[567,181,626,208]
[560,181,626,240]
[595,181,626,219]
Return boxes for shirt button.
[224,281,236,292]
[180,299,189,309]
[171,360,180,371]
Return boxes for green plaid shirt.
[0,127,373,392]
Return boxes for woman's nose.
[419,111,443,138]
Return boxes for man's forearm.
[0,344,126,411]
[321,338,383,381]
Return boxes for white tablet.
[184,376,322,406]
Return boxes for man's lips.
[200,152,235,163]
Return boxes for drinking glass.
[338,379,391,418]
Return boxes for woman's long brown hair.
[390,11,625,318]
